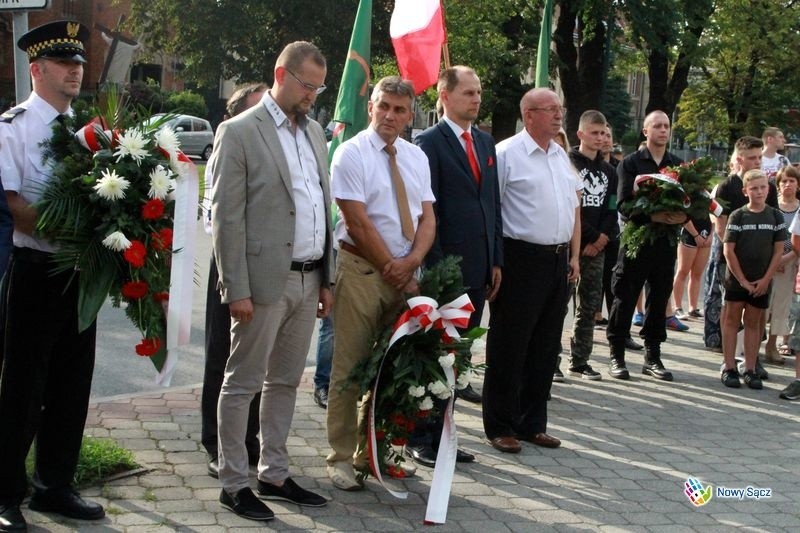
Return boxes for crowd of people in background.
[3,25,800,529]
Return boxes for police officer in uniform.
[0,21,105,531]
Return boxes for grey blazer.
[210,103,333,305]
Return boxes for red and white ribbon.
[388,294,474,348]
[704,191,724,217]
[75,118,116,152]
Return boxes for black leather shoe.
[456,384,482,404]
[220,488,274,521]
[0,503,26,532]
[609,359,630,380]
[257,477,327,507]
[314,387,329,409]
[456,449,475,463]
[642,360,674,381]
[28,489,104,520]
[624,337,643,351]
[405,445,437,467]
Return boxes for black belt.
[527,242,569,254]
[290,258,323,273]
[12,246,53,264]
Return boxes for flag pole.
[440,0,450,68]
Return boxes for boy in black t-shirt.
[721,170,787,389]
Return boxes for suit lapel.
[253,106,293,194]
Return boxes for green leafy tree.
[676,0,800,145]
[164,90,207,117]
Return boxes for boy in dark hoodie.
[567,110,619,380]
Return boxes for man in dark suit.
[211,41,333,520]
[407,66,502,467]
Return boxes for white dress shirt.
[331,127,434,258]
[0,92,70,252]
[496,129,582,245]
[262,92,326,261]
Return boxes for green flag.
[328,0,372,164]
[535,0,553,88]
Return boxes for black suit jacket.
[415,121,503,291]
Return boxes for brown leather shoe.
[488,436,521,453]
[518,432,561,448]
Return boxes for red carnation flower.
[135,337,161,357]
[374,429,386,441]
[121,280,148,300]
[404,419,416,432]
[152,292,170,302]
[123,240,147,268]
[386,465,406,479]
[390,437,408,446]
[389,413,406,426]
[151,228,173,251]
[416,410,431,419]
[142,198,165,220]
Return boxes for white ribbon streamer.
[156,152,198,386]
[425,364,457,524]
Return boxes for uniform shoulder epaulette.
[1,107,26,123]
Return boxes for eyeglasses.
[528,106,566,115]
[285,69,326,95]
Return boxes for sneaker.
[721,368,741,388]
[553,368,565,383]
[327,461,363,491]
[674,307,689,320]
[779,380,800,400]
[689,308,703,318]
[257,477,327,507]
[665,315,689,332]
[632,312,644,327]
[743,370,763,390]
[569,364,602,380]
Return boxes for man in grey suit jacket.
[211,41,333,521]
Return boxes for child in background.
[721,170,786,389]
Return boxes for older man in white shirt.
[482,88,582,454]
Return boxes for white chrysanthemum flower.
[102,231,132,251]
[456,370,473,390]
[155,126,180,155]
[418,396,434,411]
[427,381,451,400]
[93,168,130,201]
[407,385,425,398]
[438,352,455,369]
[148,165,175,199]
[114,128,149,164]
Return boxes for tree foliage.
[675,0,800,145]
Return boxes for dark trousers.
[0,249,96,504]
[601,239,620,313]
[607,239,677,354]
[483,238,569,439]
[201,255,260,460]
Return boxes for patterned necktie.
[462,130,481,184]
[383,143,415,242]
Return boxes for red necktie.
[462,130,481,184]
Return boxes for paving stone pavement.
[21,322,800,532]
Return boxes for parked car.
[148,113,215,160]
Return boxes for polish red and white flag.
[390,0,445,94]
